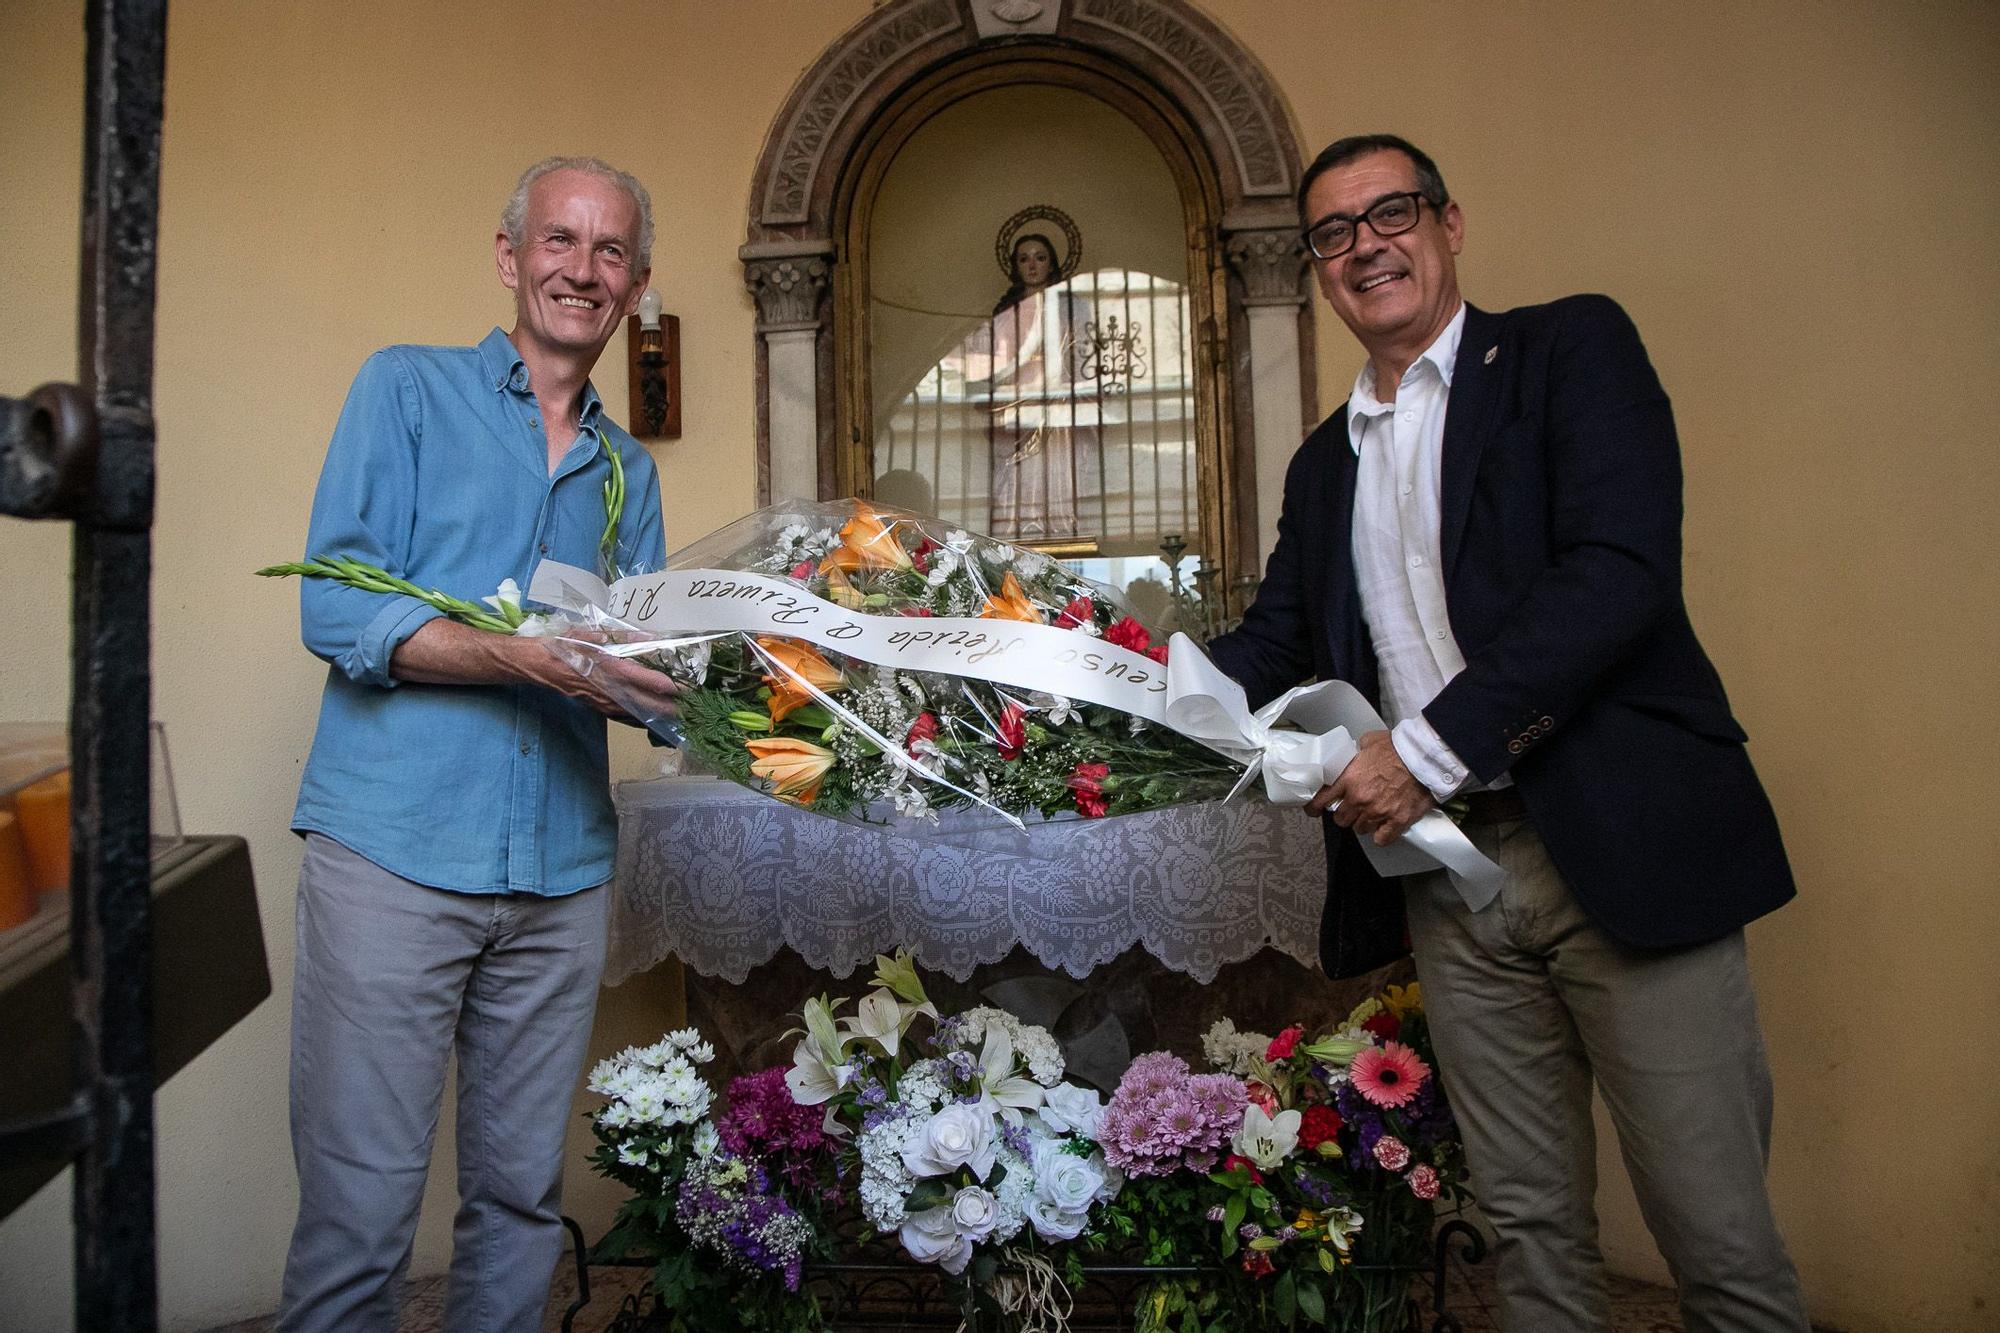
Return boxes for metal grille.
[874,270,1197,557]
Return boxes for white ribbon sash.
[528,561,1502,904]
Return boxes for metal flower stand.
[557,1217,1487,1332]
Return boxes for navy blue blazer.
[1207,295,1795,976]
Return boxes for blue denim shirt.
[291,328,665,895]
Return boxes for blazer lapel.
[1440,303,1504,578]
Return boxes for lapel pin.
[1483,345,1498,365]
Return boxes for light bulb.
[637,287,663,331]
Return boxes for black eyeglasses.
[1302,192,1433,260]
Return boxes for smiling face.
[495,167,649,368]
[1013,238,1055,290]
[1304,149,1463,370]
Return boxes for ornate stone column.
[1223,212,1309,563]
[741,240,835,504]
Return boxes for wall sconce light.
[626,287,680,440]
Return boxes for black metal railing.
[0,1,168,1328]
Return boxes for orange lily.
[745,736,837,805]
[979,570,1041,623]
[823,564,868,610]
[757,636,846,724]
[819,504,914,573]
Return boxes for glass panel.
[873,267,1199,617]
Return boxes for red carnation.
[1266,1025,1305,1061]
[895,606,935,617]
[995,701,1027,760]
[1146,643,1170,665]
[1055,594,1095,629]
[906,712,938,756]
[787,559,815,581]
[910,537,940,573]
[1360,1011,1402,1042]
[1105,616,1152,655]
[1242,1250,1275,1279]
[1070,761,1111,818]
[1298,1104,1344,1152]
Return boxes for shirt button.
[529,416,540,427]
[1409,555,1424,567]
[539,542,549,554]
[519,742,532,756]
[1401,484,1414,495]
[1401,411,1414,423]
[1434,628,1447,640]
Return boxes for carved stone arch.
[742,0,1314,570]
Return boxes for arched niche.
[741,0,1314,578]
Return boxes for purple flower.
[1097,1051,1248,1177]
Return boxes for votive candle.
[0,809,34,930]
[16,768,70,895]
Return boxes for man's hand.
[1305,728,1435,846]
[391,619,685,722]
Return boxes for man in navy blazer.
[1206,136,1807,1331]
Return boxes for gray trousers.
[1403,818,1807,1333]
[278,835,609,1333]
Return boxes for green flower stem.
[255,556,518,634]
[598,432,626,579]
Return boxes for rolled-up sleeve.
[299,350,441,687]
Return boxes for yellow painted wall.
[1,3,1994,1330]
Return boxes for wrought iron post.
[0,1,168,1328]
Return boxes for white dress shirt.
[1345,304,1502,801]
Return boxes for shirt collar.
[1345,302,1468,455]
[476,327,604,429]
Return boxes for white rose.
[1037,1083,1105,1138]
[1032,1139,1105,1215]
[900,1205,974,1274]
[901,1103,997,1180]
[950,1185,1000,1242]
[1027,1195,1088,1241]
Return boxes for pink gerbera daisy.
[1349,1041,1431,1109]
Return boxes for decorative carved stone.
[743,253,832,332]
[1072,0,1290,198]
[1224,227,1307,307]
[759,0,959,226]
[972,0,1061,39]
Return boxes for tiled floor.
[203,1258,1706,1332]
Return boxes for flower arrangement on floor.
[1104,985,1471,1331]
[583,956,1470,1333]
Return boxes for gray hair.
[500,155,654,270]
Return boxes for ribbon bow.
[1163,636,1505,910]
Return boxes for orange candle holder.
[0,809,34,930]
[16,768,70,896]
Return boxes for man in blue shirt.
[279,157,676,1332]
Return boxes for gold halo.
[995,205,1083,282]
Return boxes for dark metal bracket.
[0,384,99,521]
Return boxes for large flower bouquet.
[586,961,1471,1333]
[1100,987,1471,1331]
[527,499,1247,828]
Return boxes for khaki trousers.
[1402,818,1807,1333]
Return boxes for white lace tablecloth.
[605,775,1327,985]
